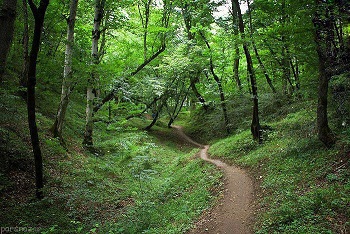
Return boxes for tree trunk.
[280,0,294,94]
[145,111,159,131]
[316,59,335,147]
[247,0,276,93]
[230,0,242,90]
[290,56,300,91]
[27,0,49,200]
[190,71,208,110]
[20,0,29,89]
[167,85,190,128]
[180,5,211,111]
[313,1,336,147]
[294,58,300,90]
[138,0,152,61]
[232,0,261,141]
[233,45,241,90]
[200,31,230,134]
[52,0,78,144]
[281,44,293,94]
[0,0,17,81]
[145,98,166,131]
[83,0,105,146]
[181,3,194,40]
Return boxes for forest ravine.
[1,0,349,232]
[173,126,254,234]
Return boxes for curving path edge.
[173,126,254,234]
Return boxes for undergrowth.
[208,100,350,234]
[0,86,223,233]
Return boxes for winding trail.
[172,126,254,234]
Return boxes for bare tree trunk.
[313,0,336,147]
[281,44,294,94]
[316,58,334,147]
[145,99,166,131]
[145,111,159,131]
[27,0,49,200]
[52,0,79,144]
[290,56,300,91]
[83,0,105,146]
[230,0,242,90]
[280,0,295,94]
[233,46,241,90]
[167,84,190,128]
[232,0,261,142]
[190,71,208,110]
[294,58,300,90]
[20,0,29,89]
[0,0,17,81]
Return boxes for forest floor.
[172,126,255,234]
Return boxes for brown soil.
[172,126,254,234]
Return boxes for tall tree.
[138,0,152,61]
[94,0,171,114]
[83,0,106,146]
[200,31,231,134]
[27,0,50,199]
[20,0,29,89]
[0,0,18,81]
[179,1,211,109]
[52,0,79,144]
[313,0,336,147]
[230,0,242,90]
[232,0,261,141]
[247,0,276,93]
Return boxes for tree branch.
[27,0,38,16]
[130,44,166,76]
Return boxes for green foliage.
[208,101,350,233]
[0,84,222,233]
[1,0,350,233]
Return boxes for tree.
[232,0,261,141]
[83,0,106,146]
[20,0,29,90]
[177,0,214,109]
[52,0,79,144]
[229,0,242,90]
[93,0,171,114]
[138,0,152,61]
[313,0,336,147]
[27,0,50,199]
[200,31,231,134]
[247,0,276,93]
[0,0,18,81]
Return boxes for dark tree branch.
[131,45,166,76]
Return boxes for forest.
[0,0,349,233]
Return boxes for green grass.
[0,86,223,233]
[1,79,349,234]
[208,101,350,234]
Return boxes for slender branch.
[27,0,38,16]
[126,96,162,120]
[131,45,166,76]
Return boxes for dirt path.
[172,126,254,234]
